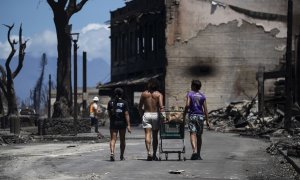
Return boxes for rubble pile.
[42,117,91,135]
[209,100,300,137]
[209,99,300,158]
[0,134,33,146]
[267,136,300,158]
[0,136,4,145]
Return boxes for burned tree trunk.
[0,89,4,116]
[0,24,28,134]
[47,0,88,118]
[33,53,47,115]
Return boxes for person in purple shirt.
[183,80,210,160]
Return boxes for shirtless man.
[139,78,164,161]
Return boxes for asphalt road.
[0,127,298,180]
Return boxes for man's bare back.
[139,78,163,160]
[139,90,163,114]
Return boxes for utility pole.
[48,74,51,118]
[71,33,79,135]
[284,0,293,131]
[82,51,88,116]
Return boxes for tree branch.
[59,0,68,9]
[75,0,88,13]
[13,24,28,78]
[66,0,88,18]
[47,0,57,11]
[3,24,17,78]
[66,0,76,17]
[3,24,17,50]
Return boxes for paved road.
[0,127,297,180]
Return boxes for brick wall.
[164,0,286,110]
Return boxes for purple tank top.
[187,91,206,115]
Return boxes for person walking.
[89,96,101,133]
[138,78,164,161]
[107,88,131,161]
[183,80,210,160]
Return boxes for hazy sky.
[0,0,125,61]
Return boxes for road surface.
[0,127,298,180]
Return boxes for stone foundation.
[39,117,91,135]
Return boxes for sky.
[0,0,126,101]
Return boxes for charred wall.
[165,0,287,110]
[110,0,166,82]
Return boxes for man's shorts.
[188,114,204,135]
[142,112,159,130]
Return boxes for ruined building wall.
[164,0,287,110]
[110,0,165,82]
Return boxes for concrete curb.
[238,133,300,174]
[278,149,300,174]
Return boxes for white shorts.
[142,112,159,130]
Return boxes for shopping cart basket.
[159,110,186,161]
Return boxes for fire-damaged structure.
[256,0,300,130]
[99,0,299,127]
[99,0,166,105]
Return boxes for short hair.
[191,80,201,90]
[114,88,124,97]
[147,78,160,91]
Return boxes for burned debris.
[209,98,300,136]
[0,132,34,146]
[267,136,300,157]
[209,98,300,158]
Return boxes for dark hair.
[191,80,201,91]
[111,88,124,116]
[147,78,160,92]
[114,88,124,98]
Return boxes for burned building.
[99,0,299,112]
[99,0,166,106]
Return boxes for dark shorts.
[188,114,204,135]
[110,120,127,130]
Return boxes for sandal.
[190,153,198,160]
[147,154,152,161]
[110,154,115,161]
[152,154,159,161]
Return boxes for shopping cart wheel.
[183,157,186,161]
[178,153,181,161]
[165,153,168,160]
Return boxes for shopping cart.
[158,109,186,161]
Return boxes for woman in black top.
[107,88,131,161]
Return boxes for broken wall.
[164,0,287,110]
